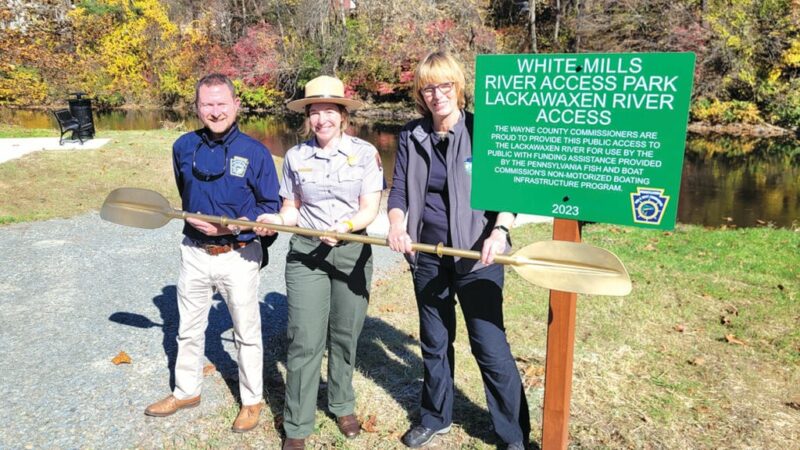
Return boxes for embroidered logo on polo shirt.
[230,156,249,177]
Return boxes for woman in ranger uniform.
[256,75,383,450]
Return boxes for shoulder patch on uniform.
[230,156,249,177]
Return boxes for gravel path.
[0,212,404,449]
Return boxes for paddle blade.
[510,240,632,296]
[100,188,173,229]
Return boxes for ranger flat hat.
[287,75,363,113]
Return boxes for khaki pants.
[282,235,372,438]
[173,237,263,406]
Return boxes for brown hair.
[194,73,236,106]
[412,51,467,116]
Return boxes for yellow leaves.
[781,38,800,68]
[111,351,131,365]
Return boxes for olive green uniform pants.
[282,235,372,439]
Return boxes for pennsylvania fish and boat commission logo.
[229,156,249,177]
[630,187,670,225]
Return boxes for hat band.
[303,94,348,100]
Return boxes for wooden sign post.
[541,218,581,449]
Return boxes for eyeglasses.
[420,82,455,97]
[192,140,228,182]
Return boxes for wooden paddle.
[100,187,632,296]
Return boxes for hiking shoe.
[401,424,451,448]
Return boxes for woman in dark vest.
[387,51,530,450]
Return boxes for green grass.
[0,128,284,225]
[2,127,798,448]
[0,124,57,138]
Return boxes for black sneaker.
[401,424,451,448]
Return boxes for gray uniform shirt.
[280,133,384,230]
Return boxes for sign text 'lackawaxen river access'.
[472,53,696,229]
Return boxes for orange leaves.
[516,356,544,389]
[724,334,747,346]
[361,415,379,433]
[111,351,131,365]
[688,356,706,366]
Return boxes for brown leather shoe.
[144,394,200,417]
[282,437,305,449]
[231,403,263,433]
[336,414,360,438]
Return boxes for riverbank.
[687,121,797,138]
[2,105,797,138]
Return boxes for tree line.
[1,0,798,127]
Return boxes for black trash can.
[68,92,95,140]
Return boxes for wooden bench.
[53,109,93,145]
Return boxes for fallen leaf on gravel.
[112,351,131,365]
[725,334,747,345]
[378,304,397,313]
[203,363,216,376]
[786,396,800,410]
[644,244,656,251]
[361,415,378,433]
[674,324,686,333]
[688,357,705,366]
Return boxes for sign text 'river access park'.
[472,53,696,229]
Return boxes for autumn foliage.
[0,0,798,125]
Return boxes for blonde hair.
[412,51,467,116]
[301,103,350,137]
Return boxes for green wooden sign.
[472,53,696,229]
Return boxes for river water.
[2,108,797,228]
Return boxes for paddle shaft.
[174,209,528,266]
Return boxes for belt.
[296,229,366,247]
[196,241,250,256]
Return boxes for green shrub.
[233,80,285,110]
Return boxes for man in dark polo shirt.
[144,73,280,433]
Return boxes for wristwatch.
[493,225,510,234]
